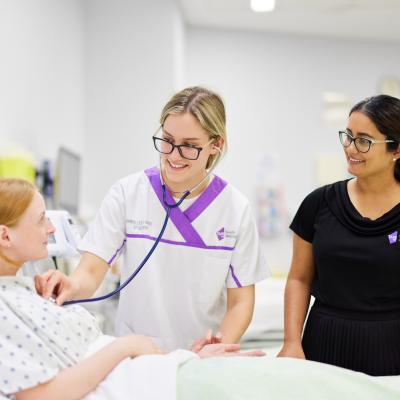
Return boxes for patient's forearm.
[15,339,130,400]
[219,286,255,343]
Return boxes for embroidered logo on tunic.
[388,230,398,245]
[216,227,225,241]
[126,219,152,231]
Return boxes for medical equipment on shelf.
[46,210,81,257]
[64,170,212,306]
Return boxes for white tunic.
[79,167,269,350]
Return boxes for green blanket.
[178,357,400,399]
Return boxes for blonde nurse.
[36,86,269,350]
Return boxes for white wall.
[185,28,400,271]
[81,0,185,216]
[185,28,400,212]
[0,0,84,160]
[3,3,400,271]
[0,0,186,216]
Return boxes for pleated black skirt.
[302,301,400,376]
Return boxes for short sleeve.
[289,186,326,243]
[0,301,60,396]
[226,203,270,288]
[78,181,126,264]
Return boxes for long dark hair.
[350,95,400,182]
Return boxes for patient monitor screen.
[54,147,81,216]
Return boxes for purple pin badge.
[388,231,398,245]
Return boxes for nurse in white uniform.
[36,86,270,350]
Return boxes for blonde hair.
[0,178,36,227]
[159,86,227,170]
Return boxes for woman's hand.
[190,329,223,352]
[197,343,265,358]
[277,342,306,359]
[118,335,165,357]
[34,269,78,305]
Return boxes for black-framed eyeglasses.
[338,130,395,153]
[152,136,213,160]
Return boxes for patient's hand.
[277,342,305,359]
[119,335,165,357]
[191,329,223,352]
[197,343,265,358]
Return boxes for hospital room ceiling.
[178,0,400,42]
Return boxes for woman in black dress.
[278,95,400,376]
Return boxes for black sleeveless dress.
[291,179,400,376]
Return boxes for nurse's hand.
[197,343,265,358]
[190,329,223,352]
[277,342,305,359]
[34,269,78,305]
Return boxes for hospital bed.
[176,278,400,399]
[83,335,400,400]
[177,355,400,400]
[4,351,400,400]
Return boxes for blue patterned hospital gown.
[0,276,101,398]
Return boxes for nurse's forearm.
[219,302,253,343]
[219,285,255,343]
[70,252,109,299]
[35,252,110,305]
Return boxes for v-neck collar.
[144,167,227,244]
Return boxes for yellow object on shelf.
[0,152,36,183]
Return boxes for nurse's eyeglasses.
[338,130,395,153]
[152,136,213,160]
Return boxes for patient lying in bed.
[0,178,262,400]
[0,276,196,400]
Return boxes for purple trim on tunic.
[108,238,127,265]
[184,175,228,222]
[144,167,206,245]
[229,265,242,288]
[126,233,234,251]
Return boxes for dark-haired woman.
[278,94,400,376]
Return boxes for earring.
[394,158,398,162]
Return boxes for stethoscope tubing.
[63,184,189,306]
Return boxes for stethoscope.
[64,167,212,306]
